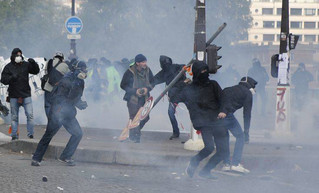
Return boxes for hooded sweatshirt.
[153,55,186,103]
[1,48,40,98]
[220,77,257,132]
[175,61,223,129]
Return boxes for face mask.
[77,71,87,80]
[198,71,209,83]
[15,56,23,63]
[250,88,256,95]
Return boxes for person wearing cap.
[120,54,154,143]
[43,52,70,119]
[218,76,258,174]
[1,48,40,140]
[248,58,269,115]
[32,60,88,167]
[292,62,313,110]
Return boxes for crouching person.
[177,61,229,179]
[31,61,88,166]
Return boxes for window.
[304,8,315,16]
[263,34,274,41]
[304,35,316,42]
[277,8,282,15]
[263,21,275,28]
[277,21,281,28]
[291,8,302,15]
[262,8,273,15]
[291,21,302,29]
[304,22,316,29]
[276,34,280,42]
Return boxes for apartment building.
[248,0,319,46]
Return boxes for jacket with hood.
[153,55,186,103]
[220,77,257,132]
[175,61,223,129]
[1,48,40,98]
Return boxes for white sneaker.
[231,164,250,174]
[221,164,231,172]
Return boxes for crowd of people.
[0,47,316,179]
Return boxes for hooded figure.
[218,76,257,173]
[1,48,40,140]
[176,61,229,180]
[32,61,88,167]
[153,55,187,139]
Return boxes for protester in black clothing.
[120,54,154,143]
[31,61,88,167]
[248,58,269,115]
[176,61,228,179]
[218,76,257,173]
[291,63,313,110]
[153,55,186,139]
[1,48,40,140]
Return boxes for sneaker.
[231,164,250,174]
[31,160,41,166]
[198,171,218,180]
[28,135,34,139]
[185,162,197,178]
[221,164,231,172]
[11,136,19,141]
[169,133,179,140]
[58,158,76,166]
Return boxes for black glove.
[76,101,88,110]
[0,104,9,116]
[28,58,36,63]
[244,132,249,144]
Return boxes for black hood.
[239,76,258,89]
[192,61,208,80]
[159,55,172,70]
[10,48,22,62]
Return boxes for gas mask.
[77,71,87,80]
[15,56,23,63]
[249,88,256,95]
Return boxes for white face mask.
[15,56,23,63]
[250,88,256,95]
[77,72,87,80]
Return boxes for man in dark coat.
[218,76,257,173]
[31,61,88,166]
[120,54,154,143]
[1,48,40,140]
[176,61,228,179]
[153,55,186,139]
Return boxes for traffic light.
[271,54,279,78]
[207,44,222,74]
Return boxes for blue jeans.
[10,97,34,137]
[32,104,83,162]
[223,114,244,166]
[168,102,180,135]
[44,91,52,120]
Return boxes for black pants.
[190,122,229,174]
[127,99,149,141]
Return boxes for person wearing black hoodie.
[1,48,40,140]
[218,76,257,174]
[31,61,88,167]
[153,55,186,139]
[176,61,228,179]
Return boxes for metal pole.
[69,0,77,59]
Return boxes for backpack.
[41,59,62,90]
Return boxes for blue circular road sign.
[65,16,83,34]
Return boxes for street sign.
[67,34,81,39]
[65,16,83,34]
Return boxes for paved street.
[0,147,318,193]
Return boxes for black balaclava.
[159,55,172,71]
[192,61,209,84]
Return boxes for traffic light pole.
[69,0,77,60]
[274,0,291,136]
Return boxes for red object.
[196,130,201,135]
[8,126,19,135]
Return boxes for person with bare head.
[120,54,154,143]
